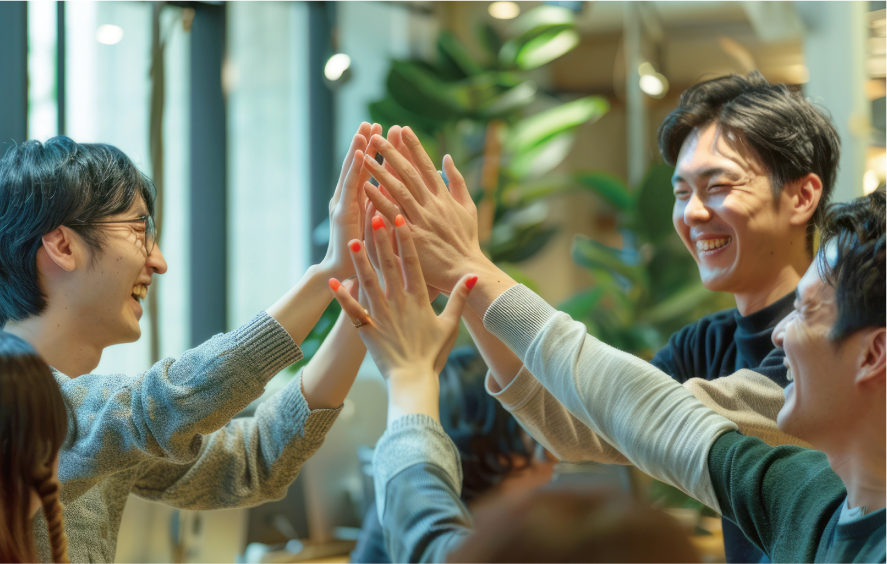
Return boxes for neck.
[3,306,103,377]
[824,417,886,513]
[733,253,811,315]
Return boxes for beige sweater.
[487,365,811,465]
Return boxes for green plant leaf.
[574,171,633,212]
[437,31,485,77]
[501,174,574,206]
[632,163,677,244]
[368,96,442,140]
[507,96,609,154]
[508,131,575,180]
[478,80,538,119]
[571,235,648,290]
[515,29,581,70]
[477,22,504,62]
[643,282,713,325]
[558,287,605,319]
[499,5,576,68]
[388,61,466,119]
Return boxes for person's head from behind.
[438,347,538,503]
[0,136,167,346]
[772,190,885,448]
[448,486,698,563]
[0,333,69,563]
[659,71,840,303]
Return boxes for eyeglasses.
[69,215,156,255]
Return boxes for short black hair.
[0,136,156,326]
[439,347,531,503]
[816,189,886,344]
[658,70,841,252]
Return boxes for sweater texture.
[31,312,342,563]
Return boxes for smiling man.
[0,131,378,562]
[367,71,840,562]
[369,182,885,562]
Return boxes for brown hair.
[0,333,70,563]
[449,487,699,563]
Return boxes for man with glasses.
[0,131,378,562]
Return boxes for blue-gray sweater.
[32,312,342,563]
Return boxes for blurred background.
[1,1,883,562]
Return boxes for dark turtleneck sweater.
[650,290,795,564]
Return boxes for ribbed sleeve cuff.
[372,414,463,520]
[485,365,544,413]
[482,285,558,360]
[272,371,342,438]
[230,312,304,383]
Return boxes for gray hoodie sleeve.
[483,285,738,512]
[57,312,304,502]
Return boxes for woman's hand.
[319,121,383,279]
[361,127,493,292]
[328,213,476,421]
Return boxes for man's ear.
[855,328,886,388]
[40,226,79,273]
[787,173,823,227]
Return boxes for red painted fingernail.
[350,241,361,252]
[466,275,478,290]
[329,279,341,291]
[395,214,405,227]
[372,216,385,230]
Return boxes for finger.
[392,214,425,295]
[339,149,365,209]
[331,133,368,208]
[342,276,360,301]
[363,148,424,212]
[368,135,430,206]
[364,201,381,272]
[329,276,370,327]
[371,215,405,294]
[440,273,477,327]
[347,239,386,312]
[401,126,448,197]
[443,153,474,210]
[359,123,384,186]
[364,181,407,224]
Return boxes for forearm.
[464,259,519,320]
[484,285,737,512]
[301,311,366,410]
[266,264,335,346]
[386,370,440,426]
[132,372,341,509]
[462,306,524,391]
[373,415,469,564]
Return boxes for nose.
[147,244,169,275]
[683,192,710,226]
[771,312,791,348]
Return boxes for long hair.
[0,333,69,563]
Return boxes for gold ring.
[352,309,369,328]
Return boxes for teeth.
[696,237,732,252]
[132,284,148,300]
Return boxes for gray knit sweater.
[32,312,342,563]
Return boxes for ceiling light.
[96,24,123,45]
[489,1,520,20]
[324,53,352,82]
[639,73,668,98]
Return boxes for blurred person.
[350,346,552,563]
[0,123,383,562]
[355,151,886,562]
[327,212,699,563]
[365,69,841,562]
[0,333,70,563]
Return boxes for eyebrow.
[672,167,743,186]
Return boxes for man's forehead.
[798,254,835,304]
[675,123,763,179]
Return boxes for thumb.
[439,273,477,326]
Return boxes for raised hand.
[361,127,492,292]
[320,121,383,279]
[328,213,476,411]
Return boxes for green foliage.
[561,163,734,358]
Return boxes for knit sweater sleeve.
[373,414,471,564]
[482,285,737,512]
[487,366,810,465]
[707,431,846,561]
[57,312,303,502]
[130,371,340,509]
